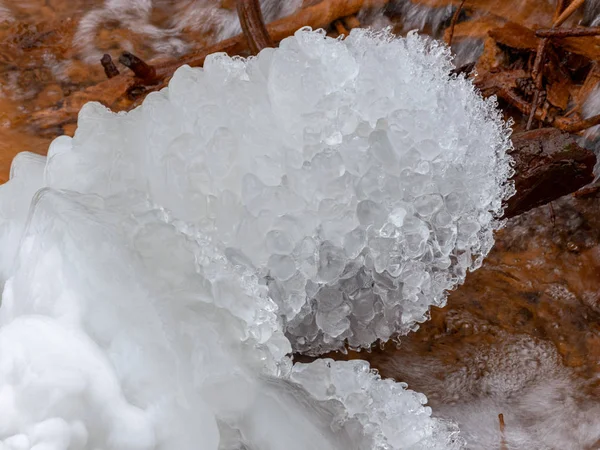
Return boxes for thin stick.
[557,113,600,133]
[447,0,467,46]
[526,38,548,130]
[333,19,350,36]
[499,413,507,450]
[536,26,600,38]
[500,86,600,133]
[526,88,542,130]
[119,52,157,83]
[553,0,566,23]
[527,0,585,130]
[531,39,548,82]
[180,0,385,68]
[553,0,586,27]
[30,0,391,130]
[236,0,274,55]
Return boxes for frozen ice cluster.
[0,27,512,449]
[53,27,511,355]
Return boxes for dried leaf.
[547,78,571,110]
[474,68,529,97]
[557,36,600,61]
[443,15,505,42]
[418,0,555,28]
[476,36,504,72]
[489,22,538,51]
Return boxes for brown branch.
[556,113,600,133]
[553,0,586,27]
[504,128,596,219]
[526,0,587,130]
[573,183,600,198]
[536,26,600,38]
[30,0,390,131]
[526,38,548,130]
[500,89,600,134]
[526,86,542,130]
[236,0,274,55]
[100,54,119,79]
[261,0,387,42]
[553,0,567,23]
[447,0,467,46]
[119,52,157,83]
[333,19,350,36]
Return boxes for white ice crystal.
[47,28,512,355]
[0,27,512,449]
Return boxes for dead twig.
[554,0,586,27]
[526,0,586,130]
[536,26,600,38]
[526,83,543,129]
[526,37,548,130]
[32,0,389,131]
[100,54,119,79]
[119,52,157,83]
[476,69,600,134]
[499,414,507,450]
[236,0,273,54]
[573,183,600,198]
[447,0,467,46]
[556,113,600,133]
[333,19,350,36]
[553,0,567,23]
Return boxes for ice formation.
[0,28,512,449]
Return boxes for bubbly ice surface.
[0,28,512,449]
[48,28,513,355]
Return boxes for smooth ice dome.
[0,27,512,449]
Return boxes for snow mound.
[0,27,512,449]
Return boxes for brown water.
[1,1,599,448]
